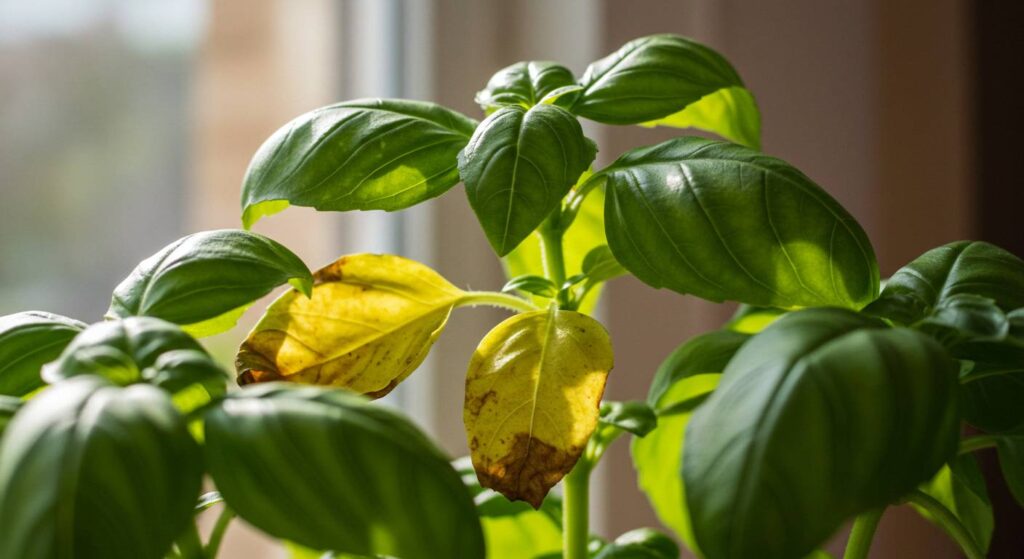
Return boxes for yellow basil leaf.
[236,253,466,397]
[464,307,613,507]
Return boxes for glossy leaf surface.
[459,104,596,256]
[640,86,761,149]
[237,254,465,397]
[464,308,613,507]
[599,400,657,437]
[0,376,202,559]
[592,528,679,559]
[204,384,484,559]
[476,61,577,112]
[42,317,205,386]
[454,456,562,559]
[916,454,993,553]
[503,274,557,298]
[107,229,312,337]
[572,35,753,137]
[866,241,1024,326]
[685,309,959,559]
[241,99,477,227]
[602,137,879,309]
[0,311,85,397]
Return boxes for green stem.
[563,460,591,559]
[958,434,999,455]
[204,505,235,558]
[175,519,206,559]
[457,291,539,313]
[540,220,567,288]
[843,508,884,559]
[905,490,985,559]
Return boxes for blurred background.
[1,0,1021,557]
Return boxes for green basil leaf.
[476,61,577,113]
[599,401,657,437]
[0,395,19,435]
[639,86,761,149]
[41,318,225,415]
[602,137,879,309]
[204,384,484,559]
[916,294,1009,347]
[956,337,1024,432]
[725,305,786,334]
[647,329,749,407]
[454,456,562,559]
[592,528,679,559]
[43,317,203,385]
[915,454,993,553]
[459,104,596,256]
[633,331,739,555]
[241,99,477,227]
[540,85,584,106]
[503,274,558,298]
[572,34,759,147]
[107,229,312,337]
[866,241,1024,326]
[684,308,959,559]
[0,376,203,559]
[503,181,607,313]
[196,491,224,512]
[0,311,86,397]
[995,435,1024,508]
[581,245,626,285]
[143,349,228,416]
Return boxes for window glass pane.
[0,0,207,320]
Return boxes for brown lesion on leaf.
[465,389,496,416]
[475,433,580,509]
[235,344,283,386]
[312,256,349,284]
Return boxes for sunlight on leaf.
[640,86,761,149]
[464,308,613,507]
[237,254,467,397]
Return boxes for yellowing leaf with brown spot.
[464,307,613,508]
[236,254,465,397]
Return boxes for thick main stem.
[843,508,884,559]
[540,220,567,288]
[906,490,985,559]
[563,461,590,559]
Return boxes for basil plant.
[1,33,1021,559]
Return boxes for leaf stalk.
[905,489,986,559]
[842,507,884,559]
